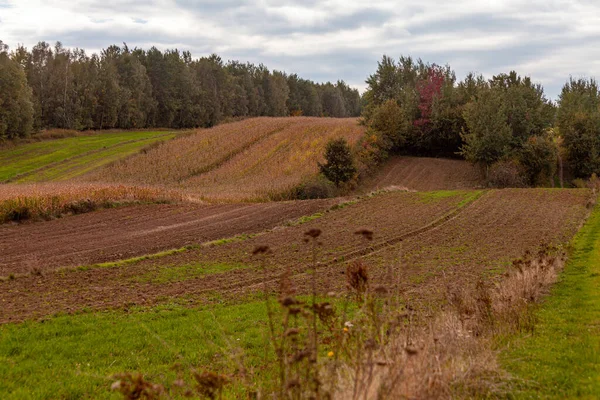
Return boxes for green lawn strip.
[500,204,600,398]
[131,262,250,284]
[0,300,275,399]
[0,131,171,182]
[63,234,258,275]
[0,293,349,399]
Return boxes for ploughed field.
[363,155,485,191]
[0,199,336,276]
[1,188,591,324]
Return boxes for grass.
[0,301,274,399]
[0,131,176,182]
[131,262,250,284]
[0,183,184,224]
[500,203,600,397]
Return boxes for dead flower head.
[252,245,270,255]
[304,228,322,238]
[354,229,374,241]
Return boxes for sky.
[1,0,599,99]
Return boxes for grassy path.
[501,204,600,398]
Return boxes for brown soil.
[0,199,336,276]
[0,189,592,324]
[364,156,485,191]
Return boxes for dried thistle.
[304,228,322,238]
[192,370,228,400]
[346,261,369,301]
[252,245,270,255]
[111,373,164,400]
[354,228,374,241]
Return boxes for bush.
[487,159,527,188]
[519,134,557,186]
[294,176,338,200]
[319,138,357,186]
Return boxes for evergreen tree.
[319,138,357,186]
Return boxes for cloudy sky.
[1,0,599,98]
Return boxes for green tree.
[0,42,34,139]
[519,134,557,185]
[557,78,600,178]
[319,138,357,186]
[460,87,512,170]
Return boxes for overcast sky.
[1,0,599,99]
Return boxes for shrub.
[319,138,357,187]
[487,159,527,188]
[519,134,557,186]
[294,176,338,200]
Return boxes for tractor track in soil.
[0,189,592,324]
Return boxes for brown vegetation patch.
[364,156,485,192]
[84,117,365,201]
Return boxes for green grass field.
[501,204,600,398]
[0,131,177,183]
[0,300,273,399]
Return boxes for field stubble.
[86,117,365,201]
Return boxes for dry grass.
[346,246,566,399]
[0,183,187,223]
[86,117,364,201]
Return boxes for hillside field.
[0,187,594,398]
[1,117,600,398]
[0,131,178,183]
[85,117,365,201]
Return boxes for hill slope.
[0,131,177,183]
[364,156,485,191]
[85,117,365,201]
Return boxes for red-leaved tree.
[414,66,445,129]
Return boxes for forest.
[0,40,361,137]
[2,40,599,183]
[359,56,600,183]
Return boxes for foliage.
[293,175,338,200]
[557,78,600,178]
[0,41,34,139]
[460,86,513,168]
[486,159,527,188]
[2,42,361,134]
[361,55,560,186]
[319,138,357,186]
[518,134,557,186]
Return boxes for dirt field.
[0,199,335,276]
[0,188,591,323]
[364,156,485,191]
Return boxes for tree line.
[0,40,361,139]
[359,55,600,183]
